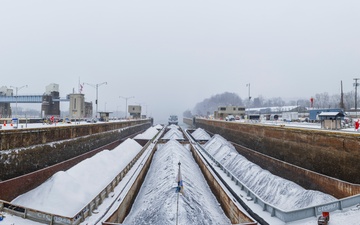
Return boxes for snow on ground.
[11,138,143,217]
[203,134,337,211]
[134,126,160,139]
[123,139,231,225]
[162,127,184,140]
[0,120,95,130]
[191,127,211,140]
[0,119,132,130]
[240,119,360,133]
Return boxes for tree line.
[183,91,359,117]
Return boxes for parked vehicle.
[318,212,330,225]
[282,112,299,122]
[225,115,235,121]
[86,118,97,123]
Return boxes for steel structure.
[0,95,69,103]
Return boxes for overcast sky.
[1,1,359,123]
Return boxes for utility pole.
[340,80,345,110]
[246,83,251,120]
[120,96,134,119]
[246,83,251,101]
[136,102,148,119]
[10,85,28,118]
[354,78,360,118]
[84,82,107,118]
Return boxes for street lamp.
[120,96,134,119]
[143,104,148,118]
[354,78,360,118]
[116,105,121,119]
[10,85,28,118]
[135,102,148,119]
[246,83,251,120]
[84,82,107,118]
[246,83,251,101]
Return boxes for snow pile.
[203,134,337,211]
[134,126,159,139]
[168,124,179,129]
[154,124,163,130]
[12,138,143,217]
[191,128,211,140]
[124,139,231,225]
[162,127,184,140]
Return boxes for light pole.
[120,96,134,119]
[246,83,251,120]
[144,104,148,118]
[135,102,147,119]
[84,82,107,118]
[10,85,28,118]
[354,78,360,118]
[116,105,121,119]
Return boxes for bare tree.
[186,90,359,117]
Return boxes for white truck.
[281,112,299,122]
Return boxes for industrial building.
[214,106,245,120]
[128,105,142,119]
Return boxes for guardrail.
[0,132,157,225]
[188,131,360,223]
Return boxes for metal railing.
[0,95,70,103]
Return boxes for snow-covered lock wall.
[203,134,337,211]
[123,139,231,225]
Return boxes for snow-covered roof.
[318,112,345,117]
[247,105,298,113]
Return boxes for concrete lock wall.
[0,119,151,150]
[191,118,360,195]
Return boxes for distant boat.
[168,115,178,125]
